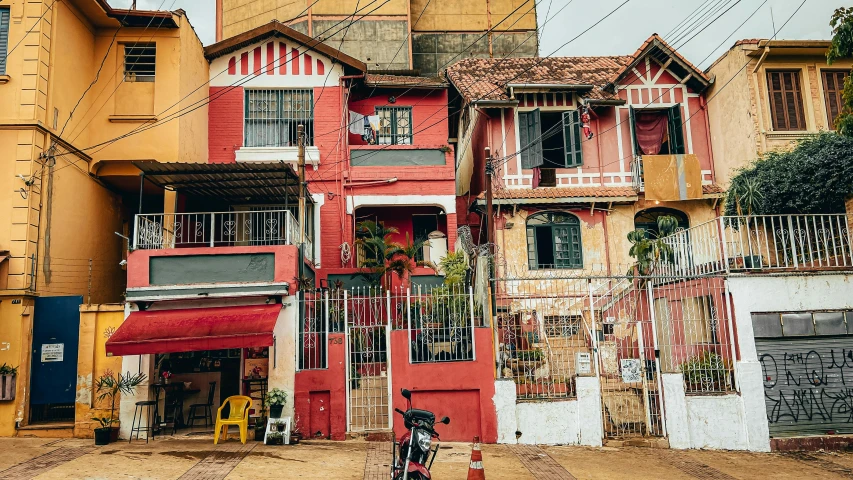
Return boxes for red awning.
[105,304,281,356]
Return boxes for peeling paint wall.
[74,305,125,438]
[0,296,34,436]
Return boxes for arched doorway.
[634,208,689,238]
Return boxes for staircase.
[349,374,390,433]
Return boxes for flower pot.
[94,428,111,446]
[289,434,300,445]
[269,405,284,418]
[0,375,16,401]
[109,426,120,443]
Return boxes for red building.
[113,22,496,444]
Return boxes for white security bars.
[134,210,311,251]
[401,284,481,363]
[661,214,853,274]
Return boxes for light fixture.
[654,200,660,205]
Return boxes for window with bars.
[526,211,583,270]
[0,8,9,75]
[822,70,850,131]
[376,107,412,144]
[767,70,806,131]
[245,89,314,148]
[124,43,156,82]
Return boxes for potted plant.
[92,370,146,445]
[681,352,730,393]
[160,371,172,384]
[0,363,18,401]
[265,388,287,418]
[266,431,283,445]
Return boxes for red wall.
[390,328,497,443]
[208,86,245,164]
[126,245,298,288]
[294,333,348,440]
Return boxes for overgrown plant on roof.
[827,7,853,137]
[724,133,853,216]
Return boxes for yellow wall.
[74,304,125,438]
[707,44,853,188]
[220,0,537,40]
[0,0,207,436]
[0,296,34,437]
[410,0,536,32]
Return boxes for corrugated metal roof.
[132,161,310,204]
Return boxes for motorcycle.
[391,388,450,480]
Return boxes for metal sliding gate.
[345,288,392,432]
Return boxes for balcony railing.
[659,214,853,275]
[631,157,645,192]
[134,210,313,260]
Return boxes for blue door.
[30,296,81,423]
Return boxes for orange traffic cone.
[467,436,485,480]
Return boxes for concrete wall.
[662,373,750,450]
[269,299,297,418]
[74,305,125,438]
[493,376,602,446]
[316,19,409,71]
[413,31,537,75]
[726,274,853,452]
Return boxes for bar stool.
[129,400,157,443]
[188,382,216,428]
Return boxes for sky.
[110,0,839,69]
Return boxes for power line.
[2,0,58,61]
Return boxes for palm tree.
[627,215,679,276]
[355,221,434,287]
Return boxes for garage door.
[753,311,853,437]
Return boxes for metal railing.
[403,284,480,363]
[133,210,310,251]
[660,214,853,274]
[631,157,645,192]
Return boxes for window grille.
[245,89,314,147]
[124,43,156,82]
[0,8,9,75]
[376,107,412,145]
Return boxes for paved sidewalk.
[2,436,853,479]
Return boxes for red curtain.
[635,110,668,155]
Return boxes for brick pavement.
[510,444,577,480]
[658,451,738,480]
[0,446,95,480]
[363,441,393,480]
[177,442,256,480]
[787,452,853,478]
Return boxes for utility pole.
[297,124,306,245]
[484,147,494,246]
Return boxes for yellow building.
[0,0,207,437]
[706,39,853,187]
[216,0,538,73]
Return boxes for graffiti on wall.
[759,346,853,428]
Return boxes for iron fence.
[402,284,481,363]
[661,214,853,274]
[134,210,303,250]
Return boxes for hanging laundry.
[580,105,594,140]
[532,167,542,188]
[348,111,365,135]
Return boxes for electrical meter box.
[576,352,592,376]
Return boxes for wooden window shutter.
[519,109,544,169]
[767,71,805,131]
[0,8,9,75]
[667,104,685,154]
[822,70,849,131]
[562,110,583,167]
[629,106,640,155]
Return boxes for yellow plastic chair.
[213,395,252,444]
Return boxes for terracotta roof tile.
[365,74,447,88]
[475,184,725,201]
[733,38,764,47]
[446,56,633,103]
[476,186,638,200]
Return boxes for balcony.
[133,210,313,262]
[659,214,853,275]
